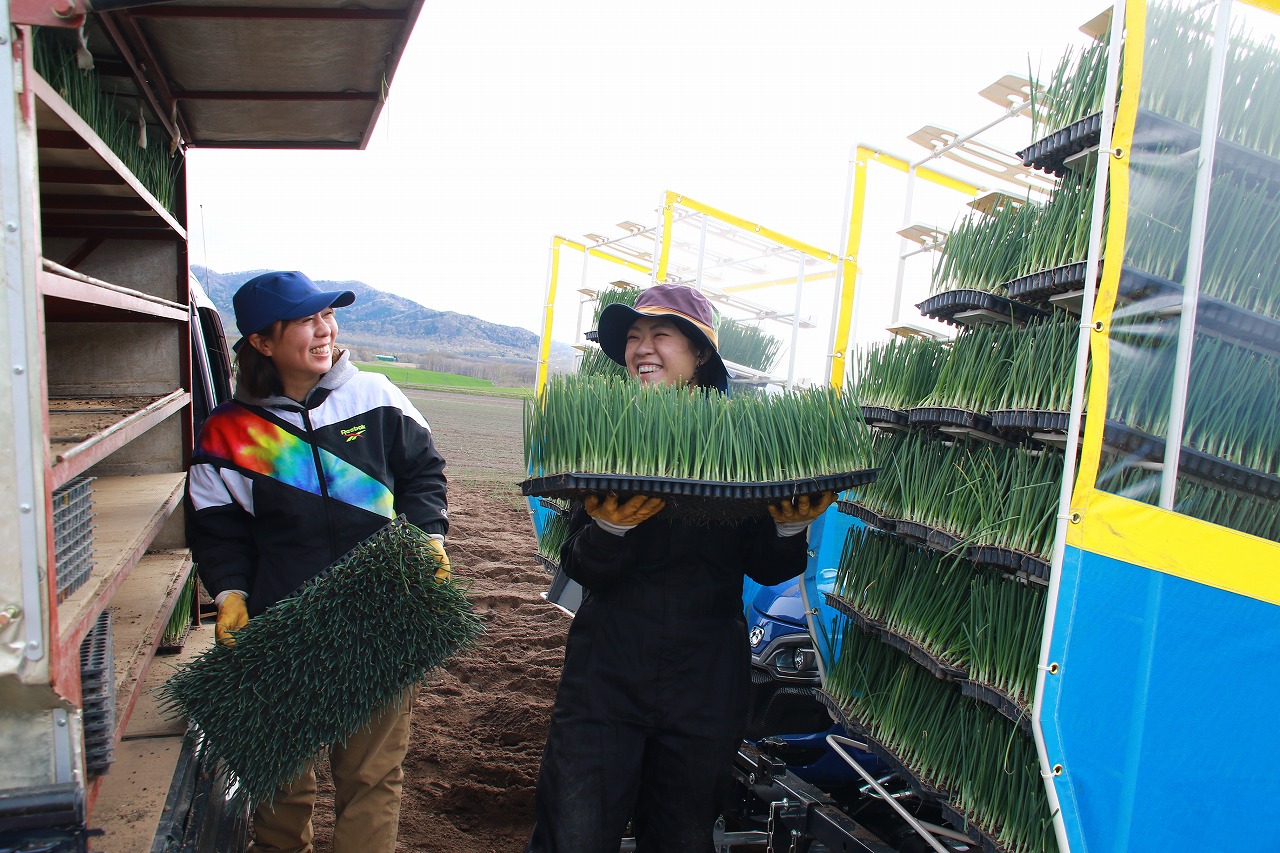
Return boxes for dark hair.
[234,323,285,399]
[234,322,345,400]
[669,317,715,390]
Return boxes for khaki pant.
[248,690,415,853]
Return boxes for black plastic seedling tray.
[1116,267,1280,354]
[537,497,569,517]
[521,469,878,523]
[836,499,896,532]
[1103,420,1280,501]
[916,288,1048,328]
[1018,112,1104,176]
[860,405,909,429]
[815,689,952,801]
[908,406,1006,442]
[959,679,1033,736]
[989,409,1072,436]
[968,544,1052,583]
[1005,260,1091,305]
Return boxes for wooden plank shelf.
[97,551,194,785]
[90,617,218,850]
[54,473,187,690]
[32,73,185,240]
[48,390,190,490]
[40,264,187,323]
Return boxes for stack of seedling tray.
[522,373,877,523]
[53,476,95,602]
[80,611,116,777]
[827,6,1280,850]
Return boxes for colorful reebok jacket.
[185,353,448,616]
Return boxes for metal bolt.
[4,222,16,233]
[19,504,31,513]
[806,549,816,558]
[26,640,40,653]
[13,366,24,375]
[57,715,67,726]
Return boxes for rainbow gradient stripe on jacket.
[198,405,395,519]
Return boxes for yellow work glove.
[767,491,837,526]
[426,537,452,583]
[584,493,666,529]
[215,592,248,647]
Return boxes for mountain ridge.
[192,265,555,362]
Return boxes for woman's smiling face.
[251,307,338,399]
[624,316,702,387]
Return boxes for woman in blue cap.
[527,284,834,853]
[185,270,450,853]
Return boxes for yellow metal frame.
[1066,0,1280,605]
[656,190,840,379]
[534,236,650,395]
[830,148,983,387]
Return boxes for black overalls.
[527,507,808,853]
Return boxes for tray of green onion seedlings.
[832,527,972,675]
[825,628,1055,853]
[157,516,484,809]
[538,496,569,517]
[1006,259,1091,305]
[535,511,571,573]
[967,546,1051,583]
[988,410,1071,437]
[848,336,947,429]
[1104,420,1280,500]
[835,498,896,531]
[1020,35,1109,173]
[1118,266,1280,351]
[522,374,876,522]
[717,318,785,374]
[1097,461,1280,544]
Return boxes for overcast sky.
[185,1,1105,365]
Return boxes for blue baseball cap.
[232,271,355,349]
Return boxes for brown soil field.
[309,389,565,852]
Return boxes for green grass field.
[355,361,531,398]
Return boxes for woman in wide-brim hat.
[594,282,731,392]
[526,283,833,853]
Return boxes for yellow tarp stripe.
[1067,488,1280,605]
[1072,0,1143,504]
[1070,0,1280,603]
[1241,0,1280,13]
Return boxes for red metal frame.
[9,0,85,28]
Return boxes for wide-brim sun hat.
[596,283,730,392]
[232,270,355,351]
